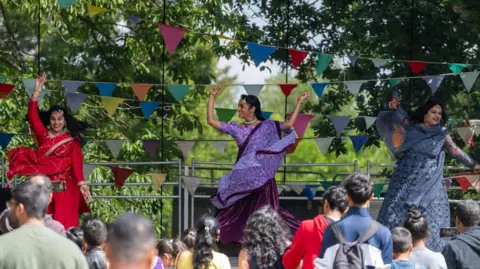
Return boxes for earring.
[216,235,220,243]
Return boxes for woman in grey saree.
[376,94,479,251]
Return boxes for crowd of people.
[0,173,479,269]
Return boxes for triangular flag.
[456,127,475,145]
[287,183,307,195]
[96,82,116,97]
[320,181,340,190]
[262,111,273,120]
[303,186,318,201]
[22,78,36,94]
[149,173,166,191]
[110,167,133,188]
[0,134,14,150]
[348,56,358,66]
[289,49,309,68]
[131,84,152,101]
[460,71,480,92]
[279,84,297,97]
[143,140,161,156]
[277,184,288,194]
[314,137,334,155]
[176,141,195,159]
[215,108,237,122]
[330,116,351,137]
[349,135,369,153]
[212,141,230,154]
[374,184,385,197]
[389,79,402,87]
[287,113,315,139]
[449,64,470,74]
[100,97,124,116]
[57,0,77,8]
[105,139,124,158]
[311,83,330,99]
[243,85,264,96]
[344,80,366,95]
[247,42,277,67]
[66,92,88,113]
[88,5,106,17]
[422,75,444,94]
[371,58,389,68]
[124,14,143,27]
[140,101,160,119]
[157,24,187,56]
[0,76,5,82]
[167,85,190,101]
[83,164,96,180]
[363,116,377,129]
[460,174,480,192]
[0,83,15,99]
[183,176,202,195]
[406,61,427,74]
[62,80,84,93]
[456,177,471,192]
[316,54,332,75]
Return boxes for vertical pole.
[283,0,291,185]
[183,164,189,232]
[37,0,41,73]
[177,159,182,238]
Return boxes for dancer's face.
[49,110,66,133]
[237,99,255,120]
[424,105,442,127]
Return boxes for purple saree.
[211,120,301,244]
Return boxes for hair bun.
[407,205,423,223]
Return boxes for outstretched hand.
[389,97,399,109]
[35,72,46,91]
[210,87,221,97]
[298,91,310,104]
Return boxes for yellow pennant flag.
[88,5,106,17]
[100,97,124,116]
[149,173,167,191]
[206,85,227,97]
[216,34,234,41]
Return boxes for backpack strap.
[357,220,382,244]
[331,222,348,244]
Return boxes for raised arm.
[282,92,309,130]
[445,133,480,170]
[28,73,48,136]
[207,87,222,130]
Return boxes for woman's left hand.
[474,164,480,171]
[298,91,310,104]
[80,184,92,201]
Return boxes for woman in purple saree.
[207,88,309,243]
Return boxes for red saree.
[6,100,89,229]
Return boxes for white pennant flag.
[176,141,195,159]
[83,164,96,180]
[456,127,475,145]
[243,85,264,96]
[314,137,334,155]
[460,71,480,92]
[23,78,47,102]
[212,141,230,155]
[287,183,307,195]
[344,80,367,95]
[463,174,480,192]
[277,184,290,193]
[183,176,202,195]
[105,139,124,157]
[363,116,377,129]
[371,58,389,68]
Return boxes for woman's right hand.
[35,72,46,92]
[209,87,221,97]
[389,97,399,109]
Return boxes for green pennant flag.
[320,181,340,190]
[211,35,220,48]
[389,79,401,87]
[316,54,332,75]
[449,64,470,74]
[374,184,385,197]
[167,85,190,101]
[215,108,237,122]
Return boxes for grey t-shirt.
[409,247,447,269]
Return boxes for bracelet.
[388,101,394,109]
[77,182,87,187]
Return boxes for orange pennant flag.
[131,84,153,101]
[88,5,106,17]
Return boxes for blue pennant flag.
[261,111,273,120]
[303,185,319,201]
[124,14,143,27]
[247,42,277,67]
[0,133,14,150]
[349,135,369,153]
[140,101,160,119]
[57,0,77,8]
[96,83,117,97]
[167,85,190,101]
[311,83,330,98]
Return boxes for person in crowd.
[0,180,88,269]
[441,200,480,269]
[376,92,480,252]
[176,214,231,269]
[182,228,196,251]
[156,239,187,268]
[238,205,290,269]
[68,227,86,251]
[0,174,65,236]
[283,186,348,269]
[83,219,108,269]
[6,72,91,229]
[403,206,446,269]
[389,227,425,269]
[105,213,158,269]
[317,173,392,267]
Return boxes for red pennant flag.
[0,83,15,98]
[279,84,297,97]
[287,113,315,139]
[456,177,471,192]
[157,24,187,56]
[131,84,153,101]
[289,49,309,68]
[111,167,134,188]
[406,61,427,74]
[287,139,302,154]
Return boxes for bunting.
[167,84,190,101]
[66,92,88,113]
[0,134,14,150]
[389,79,402,87]
[289,49,309,68]
[422,75,444,94]
[460,71,480,92]
[88,5,106,17]
[288,113,315,139]
[449,64,470,74]
[371,58,389,68]
[143,140,161,156]
[279,84,297,97]
[100,97,124,116]
[320,181,340,190]
[261,111,273,120]
[303,186,319,200]
[0,83,15,99]
[62,80,84,93]
[287,138,302,154]
[57,0,77,8]
[247,42,277,67]
[149,173,167,191]
[374,184,385,197]
[243,85,264,96]
[82,164,96,180]
[215,108,236,122]
[311,82,330,99]
[456,177,472,192]
[407,61,427,74]
[105,139,124,158]
[456,127,474,145]
[212,141,230,154]
[344,80,366,95]
[183,176,202,195]
[330,116,351,137]
[454,173,480,192]
[124,14,143,27]
[111,167,133,188]
[349,135,369,153]
[96,82,117,97]
[363,116,377,129]
[140,101,160,119]
[157,24,187,56]
[22,78,35,94]
[314,137,334,155]
[131,84,152,101]
[176,141,195,159]
[348,56,358,66]
[316,54,332,75]
[287,183,307,195]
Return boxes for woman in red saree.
[6,73,91,229]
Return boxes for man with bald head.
[0,174,66,235]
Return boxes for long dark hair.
[193,214,220,269]
[28,105,89,138]
[403,205,429,242]
[411,99,448,126]
[182,227,196,249]
[156,238,187,257]
[240,95,266,121]
[243,206,290,269]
